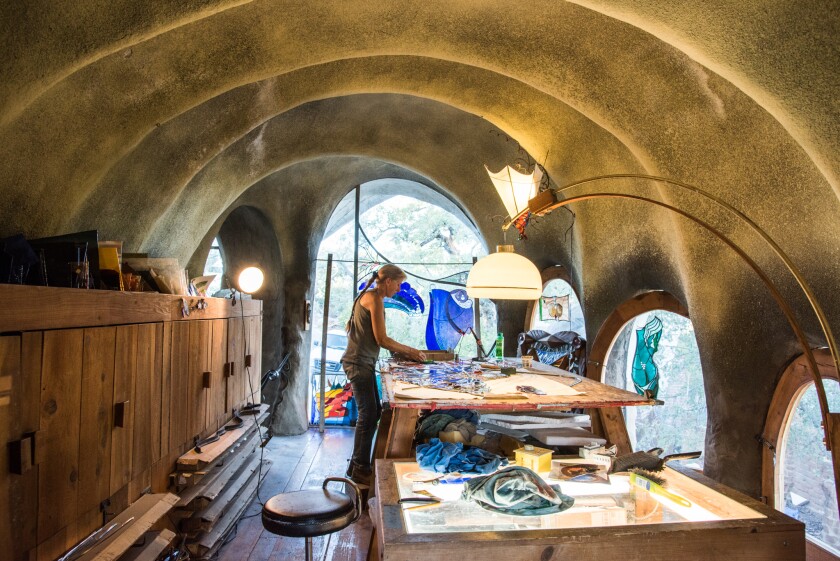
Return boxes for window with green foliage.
[531,278,585,336]
[310,194,496,425]
[203,237,224,296]
[779,380,840,554]
[603,310,706,464]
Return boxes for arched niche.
[587,291,689,454]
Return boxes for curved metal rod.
[535,191,832,451]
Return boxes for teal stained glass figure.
[631,316,663,399]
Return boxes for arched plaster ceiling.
[1,0,838,493]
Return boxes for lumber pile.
[171,405,271,560]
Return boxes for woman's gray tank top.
[341,292,380,366]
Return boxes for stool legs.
[305,536,312,561]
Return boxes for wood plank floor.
[216,428,372,561]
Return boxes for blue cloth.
[416,438,505,474]
[461,466,575,516]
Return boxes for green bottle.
[495,332,504,361]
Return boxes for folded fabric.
[416,409,479,441]
[416,438,505,474]
[461,465,575,516]
[440,418,480,444]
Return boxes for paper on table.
[484,373,581,396]
[393,382,482,401]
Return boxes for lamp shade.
[237,266,264,293]
[466,245,542,300]
[485,164,543,219]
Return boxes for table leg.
[384,407,420,459]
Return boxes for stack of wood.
[169,405,271,560]
[59,493,180,561]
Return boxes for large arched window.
[591,293,706,463]
[764,350,840,558]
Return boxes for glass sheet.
[393,460,764,534]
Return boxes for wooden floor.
[216,428,372,561]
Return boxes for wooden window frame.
[763,348,839,561]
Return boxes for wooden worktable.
[368,459,805,561]
[373,359,660,460]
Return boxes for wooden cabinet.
[0,286,262,561]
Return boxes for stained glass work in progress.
[631,316,662,399]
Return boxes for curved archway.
[588,291,690,454]
[524,266,581,332]
[763,348,840,557]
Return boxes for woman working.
[341,265,426,485]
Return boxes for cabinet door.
[226,317,245,411]
[246,315,263,405]
[209,319,228,429]
[188,320,212,438]
[1,333,41,561]
[169,321,190,451]
[77,327,116,521]
[38,330,84,542]
[132,323,163,489]
[110,325,137,495]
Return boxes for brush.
[609,448,701,473]
[629,469,692,508]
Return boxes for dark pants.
[343,361,382,470]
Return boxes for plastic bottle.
[495,332,504,362]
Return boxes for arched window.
[530,278,585,336]
[203,237,224,296]
[764,350,840,557]
[591,293,705,463]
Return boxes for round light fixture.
[466,245,542,300]
[237,266,264,294]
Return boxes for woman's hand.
[411,348,427,362]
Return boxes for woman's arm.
[365,293,426,361]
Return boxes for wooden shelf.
[0,284,261,333]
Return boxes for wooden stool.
[262,477,362,561]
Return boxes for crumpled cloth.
[439,418,484,445]
[461,466,575,516]
[416,410,480,441]
[416,438,505,474]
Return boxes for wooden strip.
[597,407,632,455]
[78,327,117,517]
[150,323,164,463]
[226,318,244,411]
[76,493,179,561]
[176,406,269,471]
[247,316,262,405]
[111,325,138,495]
[19,332,42,561]
[38,329,84,541]
[383,408,419,459]
[0,284,262,332]
[191,473,260,559]
[176,431,259,508]
[197,458,270,531]
[118,529,176,561]
[132,324,156,480]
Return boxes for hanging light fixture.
[237,266,264,294]
[485,164,543,222]
[466,245,542,300]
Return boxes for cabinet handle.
[245,354,252,368]
[114,401,129,427]
[203,371,212,389]
[9,432,37,474]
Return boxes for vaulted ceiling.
[1,1,838,497]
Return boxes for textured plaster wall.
[0,1,838,497]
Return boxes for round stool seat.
[262,488,356,538]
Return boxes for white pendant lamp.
[485,164,543,219]
[466,245,542,300]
